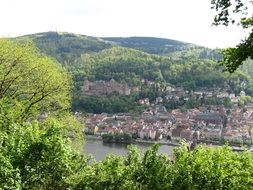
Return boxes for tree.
[211,0,253,72]
[0,39,86,189]
[0,39,71,122]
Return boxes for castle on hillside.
[82,79,131,96]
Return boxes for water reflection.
[102,142,129,148]
[84,139,176,161]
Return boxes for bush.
[0,121,88,190]
[74,143,253,190]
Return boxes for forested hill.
[17,32,221,61]
[15,32,168,89]
[15,31,253,97]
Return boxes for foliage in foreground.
[211,0,253,72]
[2,129,253,190]
[0,39,71,122]
[0,121,88,190]
[0,39,86,190]
[72,144,253,190]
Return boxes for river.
[83,138,177,161]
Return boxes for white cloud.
[0,0,247,48]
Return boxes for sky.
[0,0,249,48]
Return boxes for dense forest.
[15,32,240,88]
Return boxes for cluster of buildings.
[83,104,253,144]
[81,78,248,106]
[80,79,253,144]
[139,88,246,106]
[82,79,131,96]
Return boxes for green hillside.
[15,32,252,92]
[14,32,253,112]
[78,46,168,86]
[16,32,171,88]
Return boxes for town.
[80,80,253,146]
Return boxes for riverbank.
[85,135,253,152]
[135,139,179,146]
[85,135,179,146]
